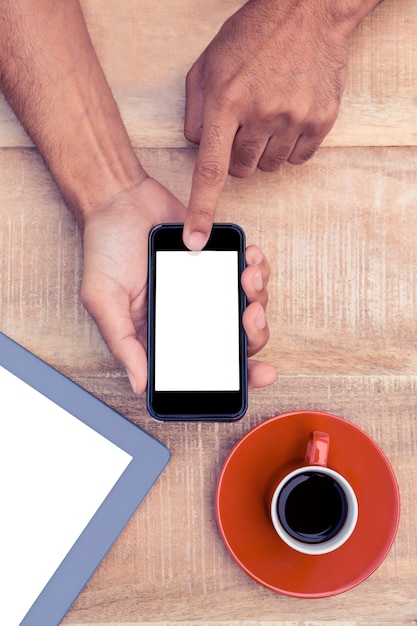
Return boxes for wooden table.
[1,1,416,623]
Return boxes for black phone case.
[147,223,248,421]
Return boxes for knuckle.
[286,101,334,134]
[293,136,323,165]
[194,158,227,188]
[80,281,94,311]
[185,61,201,92]
[300,144,320,162]
[258,146,291,172]
[304,100,340,136]
[185,64,195,85]
[218,87,241,113]
[231,141,259,174]
[284,103,311,129]
[184,124,201,145]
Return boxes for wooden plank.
[0,0,415,149]
[61,620,415,626]
[1,146,417,622]
[61,374,415,623]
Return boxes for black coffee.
[277,471,348,544]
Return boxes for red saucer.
[216,411,400,598]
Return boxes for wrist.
[319,0,384,36]
[53,131,148,230]
[40,69,148,228]
[80,174,162,235]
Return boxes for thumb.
[81,286,148,393]
[183,111,238,251]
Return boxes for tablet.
[0,332,170,626]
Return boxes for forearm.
[0,0,145,226]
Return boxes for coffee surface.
[277,471,348,544]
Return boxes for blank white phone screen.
[155,250,240,391]
[0,365,132,626]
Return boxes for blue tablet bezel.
[0,332,170,626]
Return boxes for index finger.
[183,109,238,251]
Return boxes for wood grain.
[1,0,416,623]
[1,146,417,623]
[2,146,417,377]
[61,376,415,623]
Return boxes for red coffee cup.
[268,431,358,556]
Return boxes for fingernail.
[253,269,264,292]
[255,308,267,330]
[187,231,207,251]
[126,369,137,393]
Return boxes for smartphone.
[147,223,248,421]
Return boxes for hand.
[81,178,185,394]
[242,244,277,389]
[80,177,276,393]
[183,0,352,250]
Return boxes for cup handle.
[304,431,330,466]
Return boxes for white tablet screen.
[0,365,133,626]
